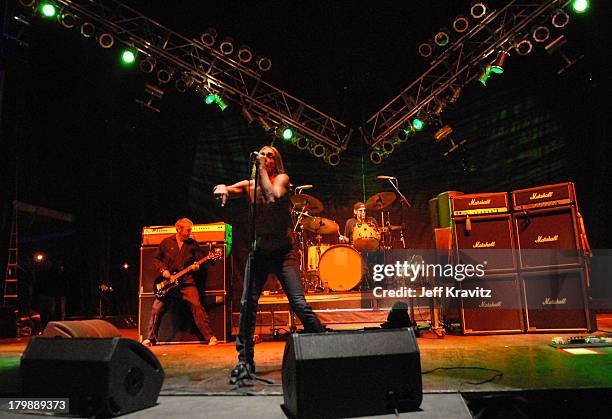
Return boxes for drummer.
[339,202,379,244]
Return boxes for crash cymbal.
[365,191,397,211]
[291,194,324,214]
[302,217,339,235]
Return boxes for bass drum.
[318,245,364,292]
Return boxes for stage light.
[397,124,414,142]
[120,49,136,66]
[80,22,95,38]
[532,26,550,43]
[174,73,194,93]
[58,12,77,29]
[448,85,463,105]
[312,144,326,158]
[434,29,450,47]
[418,42,433,58]
[156,67,174,84]
[381,140,394,154]
[238,45,253,63]
[200,27,217,47]
[205,93,228,111]
[241,106,256,124]
[478,65,492,85]
[39,2,57,18]
[551,9,570,28]
[97,33,114,49]
[470,2,487,19]
[34,253,45,263]
[490,50,509,74]
[296,137,309,150]
[572,0,588,13]
[281,127,294,141]
[515,39,533,56]
[122,263,129,270]
[139,56,156,73]
[370,150,383,165]
[453,15,469,33]
[412,118,425,131]
[433,125,453,142]
[219,37,235,55]
[256,56,272,72]
[326,152,341,166]
[432,98,447,115]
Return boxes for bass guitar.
[153,248,222,299]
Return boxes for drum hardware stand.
[383,177,411,208]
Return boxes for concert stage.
[1,314,611,417]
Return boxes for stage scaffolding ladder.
[2,209,19,306]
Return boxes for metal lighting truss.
[43,0,353,153]
[362,0,570,150]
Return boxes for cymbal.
[302,217,339,235]
[365,191,396,211]
[292,194,324,214]
[381,225,403,232]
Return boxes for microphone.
[377,175,396,180]
[296,184,313,190]
[251,151,261,157]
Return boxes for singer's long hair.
[260,145,285,175]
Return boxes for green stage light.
[282,128,294,141]
[120,49,136,65]
[572,0,589,13]
[412,118,425,131]
[204,94,228,111]
[40,2,57,18]
[478,65,492,86]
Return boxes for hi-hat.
[292,194,324,214]
[365,192,396,210]
[302,217,339,235]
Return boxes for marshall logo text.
[530,192,554,200]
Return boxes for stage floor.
[1,314,611,398]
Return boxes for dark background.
[1,0,610,317]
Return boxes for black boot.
[229,362,255,385]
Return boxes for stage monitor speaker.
[514,206,581,270]
[460,274,524,334]
[281,328,422,419]
[138,293,230,342]
[139,243,230,294]
[41,319,120,338]
[453,214,516,272]
[21,337,164,417]
[522,269,590,332]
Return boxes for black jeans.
[236,245,324,367]
[146,284,214,341]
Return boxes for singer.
[212,145,324,384]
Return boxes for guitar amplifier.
[512,182,576,211]
[141,222,232,252]
[451,192,509,216]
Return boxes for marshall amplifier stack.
[138,222,233,343]
[451,192,524,334]
[437,182,592,335]
[512,182,591,333]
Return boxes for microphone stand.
[387,178,411,208]
[237,155,273,385]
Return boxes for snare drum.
[307,244,331,272]
[352,223,381,251]
[318,245,364,291]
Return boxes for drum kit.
[291,191,406,293]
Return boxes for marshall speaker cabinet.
[459,273,524,334]
[521,268,590,332]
